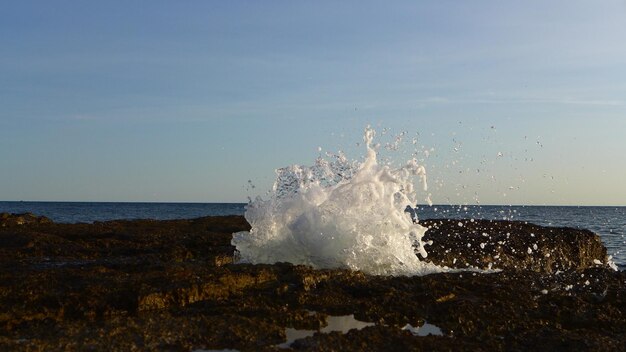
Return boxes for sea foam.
[232,126,443,276]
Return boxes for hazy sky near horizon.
[1,1,625,205]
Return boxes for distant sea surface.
[1,202,624,269]
[0,201,246,223]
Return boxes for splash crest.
[232,126,441,276]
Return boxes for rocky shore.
[0,213,624,351]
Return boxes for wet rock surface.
[0,214,623,351]
[421,218,610,272]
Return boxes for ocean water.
[0,201,246,223]
[0,201,624,269]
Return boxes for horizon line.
[1,200,624,208]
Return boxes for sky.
[1,1,625,205]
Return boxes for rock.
[421,219,610,273]
[0,212,52,227]
[0,215,623,351]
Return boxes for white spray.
[232,126,442,276]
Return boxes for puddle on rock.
[402,322,444,336]
[278,313,445,348]
[278,314,375,348]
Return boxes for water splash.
[232,126,442,276]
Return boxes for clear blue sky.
[1,1,625,205]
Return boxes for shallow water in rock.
[278,314,375,348]
[402,322,444,336]
[277,314,445,348]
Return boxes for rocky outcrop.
[421,219,610,273]
[0,212,52,227]
[0,214,623,351]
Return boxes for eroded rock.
[0,212,52,228]
[421,219,610,272]
[0,214,623,351]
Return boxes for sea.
[1,201,624,270]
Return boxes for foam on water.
[232,126,443,276]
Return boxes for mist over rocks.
[0,213,623,351]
